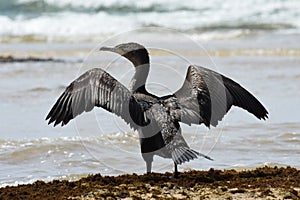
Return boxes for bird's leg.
[169,162,179,178]
[146,160,152,174]
[142,153,153,174]
[174,162,179,178]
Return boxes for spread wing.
[174,65,268,127]
[46,68,144,129]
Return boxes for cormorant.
[46,42,268,178]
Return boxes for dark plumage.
[46,42,268,178]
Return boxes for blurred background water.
[0,0,300,42]
[0,0,299,187]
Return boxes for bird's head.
[100,42,149,66]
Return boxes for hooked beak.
[100,46,125,55]
[99,46,114,52]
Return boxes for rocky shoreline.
[0,166,299,199]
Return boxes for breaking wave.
[0,0,299,42]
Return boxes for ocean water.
[0,0,300,42]
[0,0,300,187]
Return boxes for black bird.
[46,42,268,178]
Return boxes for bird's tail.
[172,147,213,165]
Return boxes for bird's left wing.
[46,68,144,129]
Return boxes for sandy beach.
[0,166,299,199]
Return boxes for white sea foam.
[0,0,299,42]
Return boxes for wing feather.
[46,68,144,129]
[174,65,268,127]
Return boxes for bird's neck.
[130,62,150,94]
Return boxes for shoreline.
[0,166,299,199]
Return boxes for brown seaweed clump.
[0,55,64,63]
[0,166,299,200]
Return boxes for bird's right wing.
[46,68,144,129]
[174,65,268,127]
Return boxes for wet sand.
[0,166,299,200]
